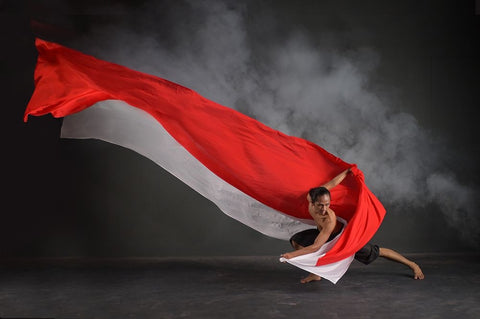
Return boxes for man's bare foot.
[411,263,424,280]
[300,273,322,284]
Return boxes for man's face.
[309,194,330,217]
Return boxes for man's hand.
[280,252,295,260]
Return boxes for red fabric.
[24,38,386,265]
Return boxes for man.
[281,168,425,283]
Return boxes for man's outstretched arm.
[322,168,351,190]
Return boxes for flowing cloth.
[24,38,386,283]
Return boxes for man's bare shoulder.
[314,209,336,229]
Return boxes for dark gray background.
[2,0,479,257]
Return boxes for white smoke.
[74,0,479,248]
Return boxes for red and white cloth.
[24,38,386,283]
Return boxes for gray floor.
[0,253,478,319]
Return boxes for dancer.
[281,168,424,283]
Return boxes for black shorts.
[289,229,380,265]
[354,243,380,265]
[289,225,344,248]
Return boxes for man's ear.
[307,193,312,203]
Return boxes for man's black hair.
[309,186,331,203]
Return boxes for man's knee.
[290,240,304,250]
[355,243,380,265]
[289,228,319,249]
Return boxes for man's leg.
[379,248,425,280]
[290,238,322,283]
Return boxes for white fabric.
[279,217,354,284]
